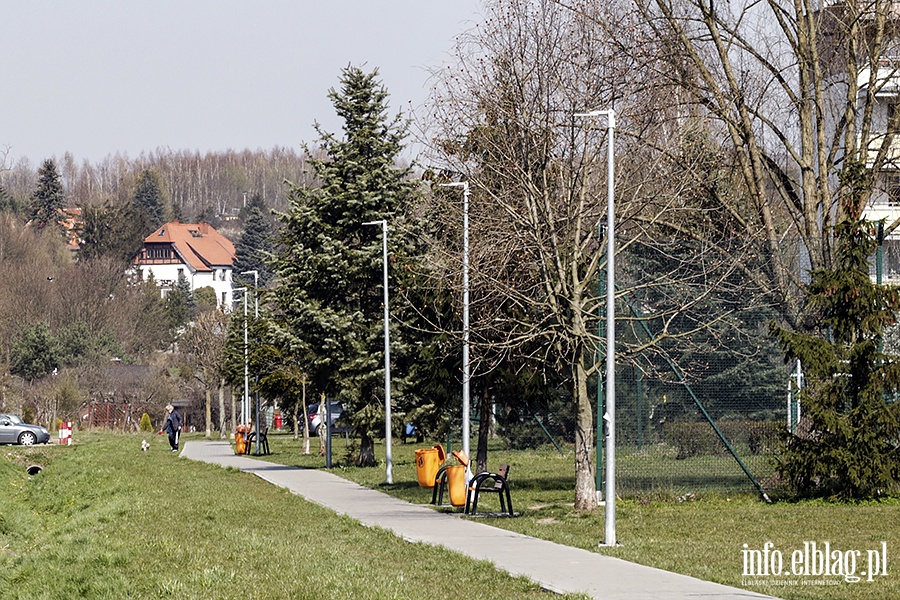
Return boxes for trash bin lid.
[452,449,469,467]
[433,444,446,462]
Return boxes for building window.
[889,103,900,135]
[886,173,900,206]
[222,291,227,306]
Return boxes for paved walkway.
[182,441,778,600]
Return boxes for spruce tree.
[233,195,274,289]
[771,212,900,499]
[271,65,419,467]
[0,184,18,214]
[29,159,65,229]
[133,168,165,230]
[166,272,194,330]
[80,201,148,263]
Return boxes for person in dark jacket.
[160,405,183,452]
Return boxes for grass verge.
[0,432,587,600]
[255,431,900,600]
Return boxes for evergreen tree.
[271,65,420,467]
[0,184,18,215]
[133,168,165,230]
[79,201,147,263]
[233,195,275,289]
[29,159,65,229]
[771,211,900,499]
[166,272,194,329]
[10,322,60,381]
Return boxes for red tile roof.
[141,221,235,271]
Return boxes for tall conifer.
[234,195,274,289]
[30,159,65,229]
[271,66,418,466]
[133,169,165,230]
[772,211,900,499]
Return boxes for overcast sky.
[1,1,482,166]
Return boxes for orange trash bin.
[235,425,247,455]
[415,444,446,487]
[447,465,467,506]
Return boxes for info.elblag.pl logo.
[742,541,888,584]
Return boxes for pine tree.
[271,66,419,467]
[233,195,274,289]
[133,168,165,230]
[771,212,900,499]
[29,159,65,229]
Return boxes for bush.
[663,420,781,459]
[662,422,724,459]
[139,413,153,432]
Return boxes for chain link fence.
[481,237,809,497]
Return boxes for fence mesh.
[493,357,787,497]
[484,237,806,497]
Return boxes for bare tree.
[611,0,900,327]
[423,0,758,510]
[181,309,228,437]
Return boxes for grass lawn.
[255,430,900,600]
[0,432,587,600]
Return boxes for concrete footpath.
[182,441,778,600]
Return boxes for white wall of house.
[138,263,234,309]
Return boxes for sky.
[0,1,483,166]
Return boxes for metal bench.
[245,427,270,455]
[465,464,513,516]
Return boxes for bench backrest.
[493,464,510,489]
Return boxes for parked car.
[307,401,347,435]
[0,414,51,446]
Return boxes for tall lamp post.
[362,219,393,484]
[233,287,249,432]
[439,181,471,480]
[241,270,259,453]
[575,108,616,546]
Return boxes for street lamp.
[362,219,393,484]
[575,108,616,546]
[241,270,260,454]
[233,287,249,432]
[439,181,471,480]
[240,270,259,318]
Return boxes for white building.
[133,221,236,309]
[822,2,900,282]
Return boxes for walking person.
[161,404,183,452]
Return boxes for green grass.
[254,431,900,600]
[0,432,587,600]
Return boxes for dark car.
[0,413,51,446]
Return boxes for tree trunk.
[218,379,226,439]
[574,355,597,511]
[205,385,212,438]
[230,384,236,439]
[476,385,491,474]
[301,380,310,455]
[293,392,300,441]
[357,432,377,467]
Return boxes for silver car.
[0,413,51,445]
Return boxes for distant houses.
[58,207,83,254]
[132,221,236,309]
